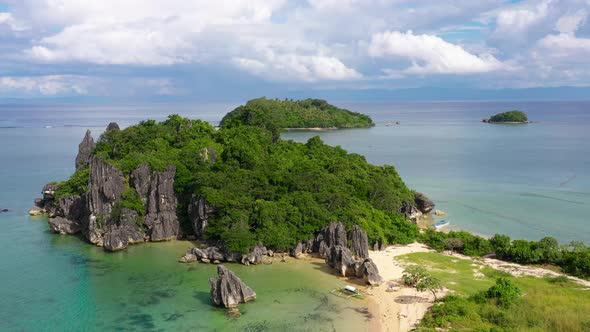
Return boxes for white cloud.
[555,9,587,34]
[494,0,551,34]
[368,31,502,74]
[0,75,92,95]
[233,54,361,81]
[0,12,28,31]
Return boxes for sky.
[0,0,589,101]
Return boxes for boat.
[434,219,450,229]
[330,285,363,299]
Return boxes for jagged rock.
[400,201,423,222]
[103,208,145,251]
[350,225,369,259]
[48,216,81,234]
[326,245,355,277]
[133,164,180,242]
[179,253,197,263]
[355,259,383,285]
[86,156,126,245]
[209,265,256,308]
[75,130,95,170]
[314,221,347,258]
[415,192,435,214]
[241,245,271,265]
[187,195,215,238]
[106,122,120,132]
[206,246,225,261]
[56,195,86,221]
[373,242,378,251]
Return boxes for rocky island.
[483,110,529,124]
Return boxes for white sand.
[367,243,437,332]
[368,243,590,332]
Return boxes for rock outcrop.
[350,225,369,259]
[400,201,423,222]
[180,245,273,265]
[325,245,383,285]
[86,156,126,245]
[414,192,435,214]
[209,265,256,308]
[105,122,120,132]
[187,195,215,238]
[103,208,145,251]
[134,165,180,241]
[48,216,82,234]
[75,130,95,170]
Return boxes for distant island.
[220,97,375,131]
[483,110,529,123]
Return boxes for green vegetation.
[419,229,590,279]
[111,187,145,226]
[402,252,590,332]
[220,98,374,137]
[402,265,442,300]
[487,110,528,123]
[53,168,89,200]
[79,105,414,253]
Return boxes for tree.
[443,237,464,255]
[490,234,511,259]
[402,265,443,300]
[485,277,521,307]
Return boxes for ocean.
[0,100,588,330]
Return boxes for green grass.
[400,252,590,332]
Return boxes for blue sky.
[0,0,589,101]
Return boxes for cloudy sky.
[0,0,589,100]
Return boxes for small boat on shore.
[434,219,450,229]
[330,285,363,299]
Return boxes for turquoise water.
[0,100,589,330]
[0,125,368,331]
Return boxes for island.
[220,97,375,132]
[33,98,427,256]
[483,110,529,123]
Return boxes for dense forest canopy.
[220,98,375,135]
[488,110,528,123]
[57,110,414,253]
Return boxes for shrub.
[485,278,521,307]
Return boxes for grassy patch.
[401,252,590,332]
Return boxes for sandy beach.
[367,243,437,332]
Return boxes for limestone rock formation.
[105,122,120,132]
[350,225,369,259]
[314,221,347,258]
[103,208,145,251]
[241,245,271,265]
[48,216,82,234]
[400,201,423,222]
[75,130,95,170]
[415,192,435,214]
[86,156,126,245]
[180,245,273,265]
[131,163,180,241]
[326,245,355,277]
[187,195,215,239]
[209,265,256,308]
[355,259,383,285]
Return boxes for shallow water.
[1,100,588,330]
[0,123,368,331]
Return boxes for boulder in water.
[209,265,256,308]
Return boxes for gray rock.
[187,195,215,238]
[209,265,256,308]
[314,221,347,258]
[355,259,383,285]
[241,245,270,265]
[86,156,126,245]
[400,201,423,222]
[106,122,120,132]
[56,195,86,221]
[134,165,180,242]
[179,253,197,263]
[414,192,435,214]
[199,147,217,164]
[350,225,369,259]
[325,245,355,277]
[103,208,145,251]
[75,130,95,170]
[48,216,82,234]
